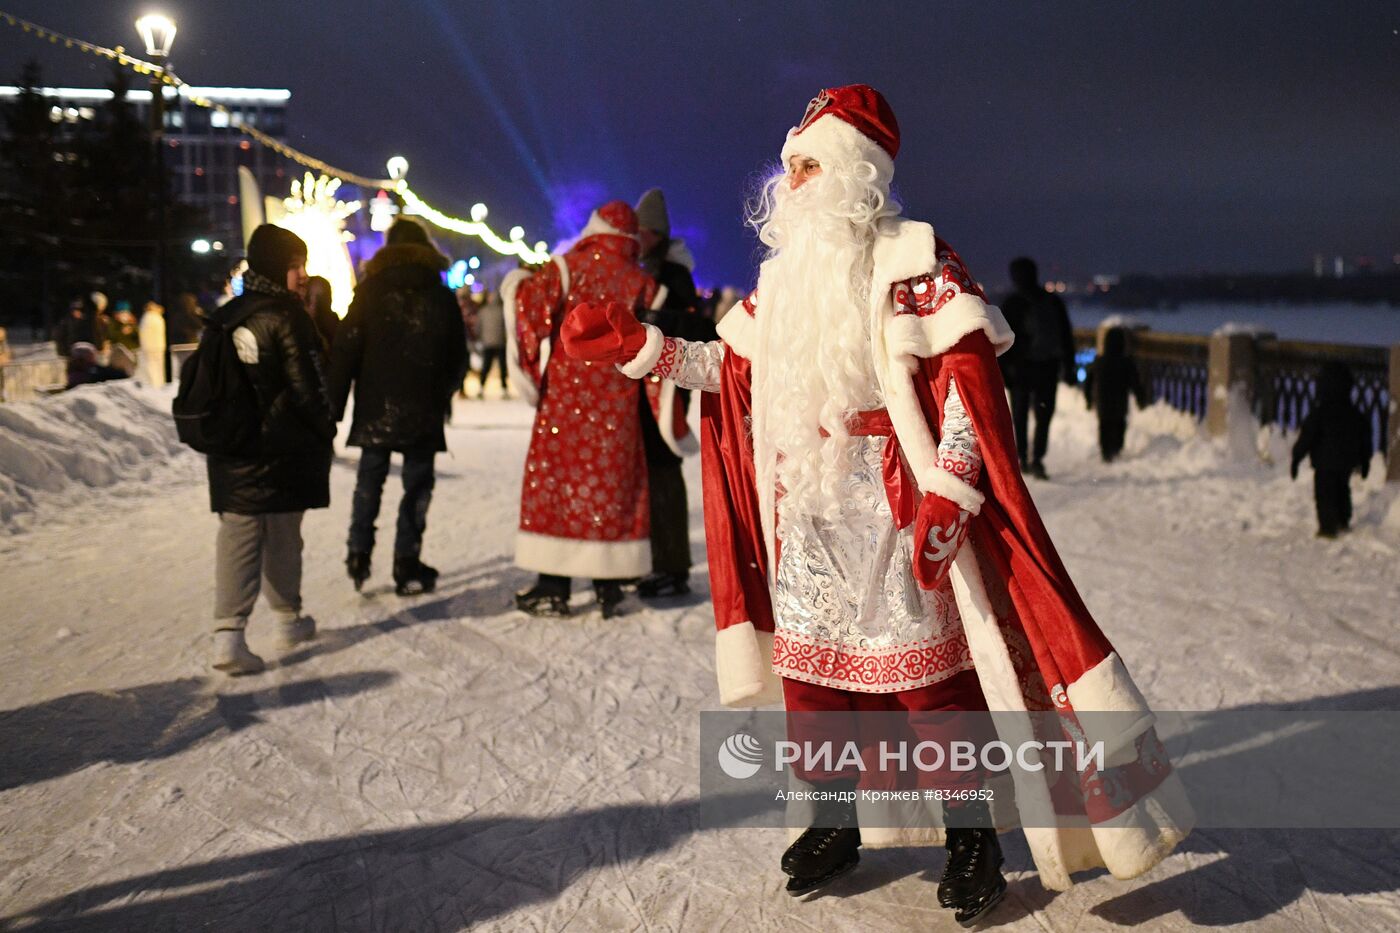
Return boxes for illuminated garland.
[396,183,549,262]
[0,9,551,262]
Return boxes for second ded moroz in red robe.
[503,202,659,579]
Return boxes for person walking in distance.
[1290,361,1373,537]
[330,219,466,595]
[475,289,509,398]
[1000,257,1076,478]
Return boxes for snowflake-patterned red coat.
[503,232,657,579]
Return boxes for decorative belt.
[822,407,918,529]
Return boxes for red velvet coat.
[700,218,1192,890]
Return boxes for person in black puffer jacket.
[206,224,335,675]
[1291,361,1373,537]
[330,218,466,595]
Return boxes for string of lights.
[1,9,551,262]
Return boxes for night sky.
[6,1,1399,289]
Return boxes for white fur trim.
[617,323,664,380]
[1064,651,1157,768]
[876,333,942,497]
[871,218,937,294]
[501,260,569,408]
[500,270,536,406]
[577,211,636,242]
[1090,769,1196,880]
[885,292,1016,368]
[515,530,650,579]
[917,465,985,515]
[715,301,757,359]
[781,113,894,188]
[949,545,1076,890]
[649,284,668,311]
[715,622,784,707]
[656,379,699,457]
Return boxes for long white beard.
[750,176,883,530]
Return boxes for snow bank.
[0,382,198,532]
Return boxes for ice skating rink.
[2,382,1399,931]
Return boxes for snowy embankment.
[0,382,199,532]
[2,382,1400,931]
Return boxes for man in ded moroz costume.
[563,86,1192,925]
[504,201,658,619]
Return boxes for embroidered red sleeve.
[891,239,987,318]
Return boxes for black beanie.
[386,218,430,247]
[246,224,308,279]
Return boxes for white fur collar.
[870,217,937,301]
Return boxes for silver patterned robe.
[657,334,983,694]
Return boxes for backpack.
[172,305,261,456]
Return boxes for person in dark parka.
[304,275,340,352]
[1084,327,1149,462]
[330,218,466,595]
[206,224,334,675]
[1000,257,1077,479]
[633,187,714,598]
[1290,362,1373,537]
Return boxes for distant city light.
[190,239,211,254]
[447,260,470,290]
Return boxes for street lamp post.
[136,13,177,378]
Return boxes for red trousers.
[782,671,993,793]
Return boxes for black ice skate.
[593,582,626,619]
[636,572,691,599]
[515,585,571,617]
[938,802,1006,928]
[781,793,861,896]
[393,555,438,596]
[346,551,371,592]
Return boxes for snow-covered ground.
[1069,301,1400,347]
[2,380,1399,931]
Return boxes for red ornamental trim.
[654,336,681,380]
[772,629,975,693]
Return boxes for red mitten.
[912,491,972,591]
[561,301,649,366]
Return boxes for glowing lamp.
[509,226,524,241]
[190,238,211,254]
[468,256,480,270]
[470,203,488,222]
[135,13,177,57]
[386,156,409,181]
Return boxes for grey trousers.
[214,511,304,629]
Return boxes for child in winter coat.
[1083,327,1149,462]
[1290,362,1372,537]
